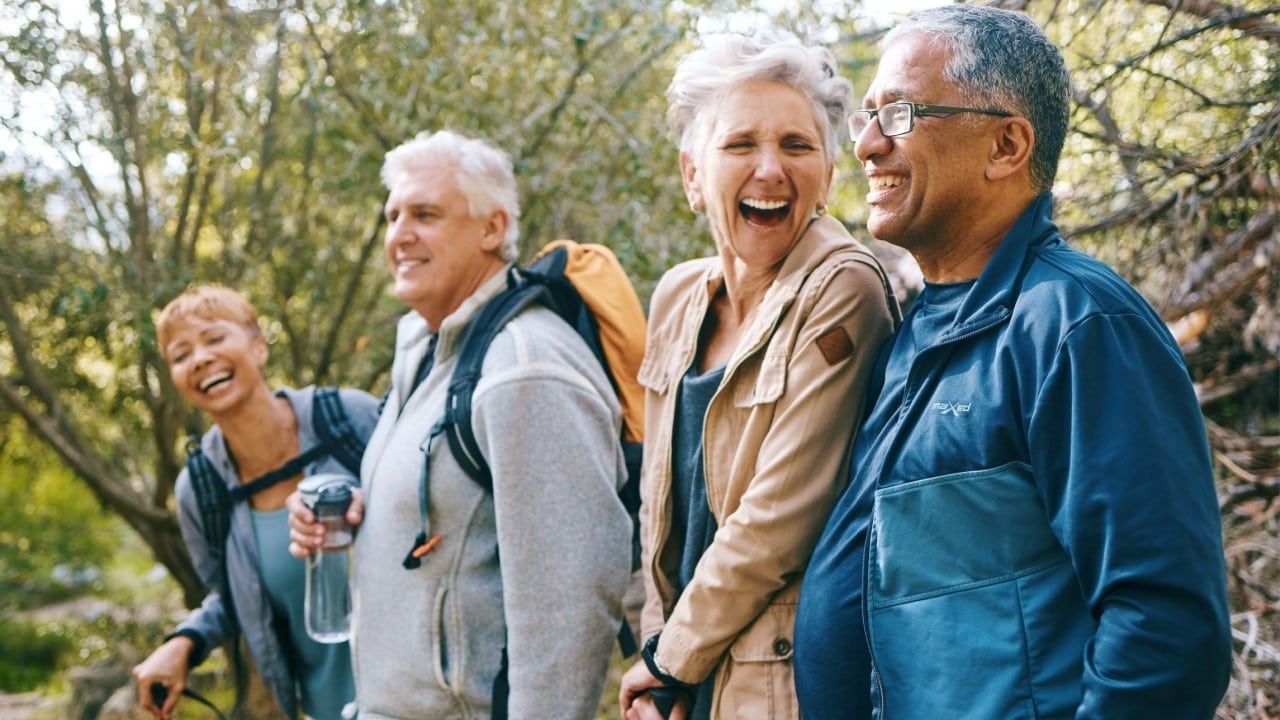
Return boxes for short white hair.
[666,31,853,163]
[380,129,521,261]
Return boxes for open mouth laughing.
[740,197,791,227]
[199,371,233,393]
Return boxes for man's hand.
[287,487,365,558]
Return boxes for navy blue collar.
[939,193,1061,342]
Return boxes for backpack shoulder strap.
[185,437,232,561]
[442,272,551,491]
[532,240,646,445]
[311,386,366,477]
[180,437,247,708]
[848,247,904,328]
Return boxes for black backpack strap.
[182,436,248,713]
[525,248,612,390]
[312,386,367,477]
[224,387,367,503]
[850,250,903,328]
[437,256,643,677]
[226,445,331,503]
[185,437,233,562]
[442,273,550,490]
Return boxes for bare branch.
[1140,0,1280,46]
[300,14,394,151]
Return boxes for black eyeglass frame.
[848,102,1013,139]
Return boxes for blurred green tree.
[0,0,696,607]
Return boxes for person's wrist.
[642,634,690,688]
[162,628,205,666]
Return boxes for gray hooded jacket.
[174,385,380,718]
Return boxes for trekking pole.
[150,682,229,720]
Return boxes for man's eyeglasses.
[848,102,1013,139]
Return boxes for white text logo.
[931,401,972,416]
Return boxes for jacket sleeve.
[473,354,632,719]
[1028,312,1231,718]
[656,258,897,682]
[172,467,237,665]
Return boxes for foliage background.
[0,0,1276,717]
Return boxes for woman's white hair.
[666,31,853,163]
[380,129,521,262]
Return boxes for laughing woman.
[617,32,900,720]
[131,285,379,720]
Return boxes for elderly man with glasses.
[794,5,1232,720]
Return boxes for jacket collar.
[942,193,1061,340]
[694,214,860,359]
[768,214,864,305]
[394,264,513,390]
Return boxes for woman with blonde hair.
[132,285,379,719]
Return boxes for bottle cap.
[313,484,353,516]
[300,473,356,512]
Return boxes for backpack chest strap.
[226,443,332,503]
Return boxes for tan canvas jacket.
[638,215,898,718]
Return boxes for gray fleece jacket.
[352,267,632,719]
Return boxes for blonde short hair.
[156,285,261,360]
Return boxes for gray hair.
[666,31,853,163]
[885,5,1070,194]
[380,129,521,261]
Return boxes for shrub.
[0,426,119,610]
[0,618,74,692]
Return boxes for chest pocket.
[726,346,787,408]
[869,461,1067,605]
[637,338,684,396]
[727,291,801,408]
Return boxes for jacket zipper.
[862,525,887,719]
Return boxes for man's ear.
[987,116,1035,182]
[480,209,510,253]
[679,151,704,212]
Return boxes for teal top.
[251,507,355,720]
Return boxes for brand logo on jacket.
[931,401,972,416]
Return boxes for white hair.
[380,129,521,261]
[666,31,853,163]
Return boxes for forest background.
[1,0,1277,717]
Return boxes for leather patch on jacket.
[816,327,854,365]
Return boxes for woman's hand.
[287,487,365,558]
[627,691,691,720]
[131,635,194,719]
[619,659,692,719]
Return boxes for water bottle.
[301,474,355,644]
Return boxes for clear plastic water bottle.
[302,475,354,644]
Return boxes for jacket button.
[772,637,792,656]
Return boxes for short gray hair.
[885,5,1071,194]
[380,129,521,261]
[666,31,853,163]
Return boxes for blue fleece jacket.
[795,194,1231,719]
